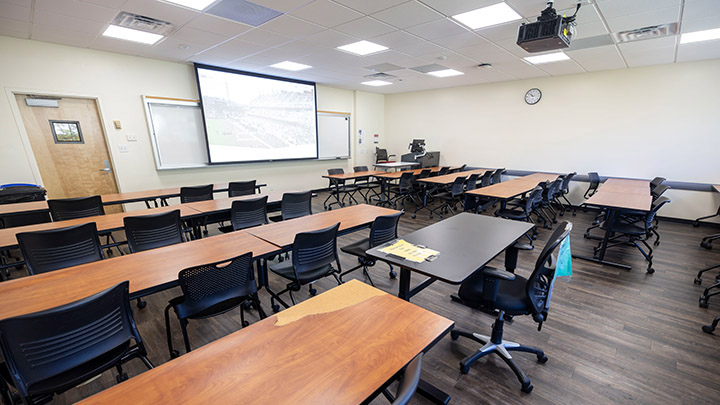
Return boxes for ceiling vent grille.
[364,72,397,80]
[615,23,678,43]
[112,12,173,35]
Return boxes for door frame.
[5,87,121,192]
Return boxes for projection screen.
[194,64,318,164]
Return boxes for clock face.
[525,88,542,105]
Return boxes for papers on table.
[379,239,439,263]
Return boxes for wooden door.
[15,95,121,213]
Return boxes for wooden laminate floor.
[5,192,720,404]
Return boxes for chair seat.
[218,225,234,233]
[435,191,458,201]
[169,295,247,320]
[269,260,334,284]
[495,208,527,220]
[600,221,645,235]
[340,238,370,258]
[269,215,282,222]
[458,267,533,315]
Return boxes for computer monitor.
[410,139,425,153]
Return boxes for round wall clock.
[525,88,542,105]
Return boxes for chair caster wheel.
[699,298,709,308]
[693,221,700,227]
[272,304,280,313]
[170,350,180,359]
[203,230,209,236]
[136,299,147,309]
[702,325,715,334]
[654,241,660,246]
[701,241,712,250]
[389,270,397,279]
[412,214,416,219]
[243,301,253,310]
[537,354,548,363]
[107,249,113,256]
[694,277,702,285]
[116,373,129,383]
[450,330,459,340]
[242,320,249,327]
[646,268,655,274]
[521,382,533,393]
[459,361,470,375]
[309,287,318,296]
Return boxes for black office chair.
[17,222,105,275]
[480,170,493,187]
[269,191,312,222]
[451,164,467,173]
[124,209,185,309]
[596,197,671,273]
[324,168,360,210]
[651,184,670,201]
[465,173,480,191]
[538,178,563,227]
[267,223,342,311]
[557,172,576,216]
[495,186,543,241]
[180,185,213,237]
[376,147,395,163]
[376,353,423,404]
[47,195,123,256]
[340,212,403,284]
[388,172,419,210]
[353,165,380,202]
[164,252,265,358]
[0,281,153,404]
[437,166,451,176]
[490,168,506,185]
[218,196,268,233]
[584,172,600,198]
[228,180,256,197]
[649,177,666,191]
[434,176,466,218]
[451,221,573,393]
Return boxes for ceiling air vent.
[364,72,397,80]
[615,23,678,43]
[112,12,173,35]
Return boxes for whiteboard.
[143,96,350,169]
[318,112,350,160]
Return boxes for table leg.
[398,267,411,300]
[572,207,632,270]
[504,245,519,273]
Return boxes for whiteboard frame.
[142,95,208,170]
[317,110,351,160]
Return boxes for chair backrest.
[416,169,432,180]
[480,171,493,187]
[438,166,450,175]
[17,223,104,275]
[450,176,466,196]
[524,186,544,215]
[230,196,268,231]
[392,353,423,405]
[650,177,666,190]
[376,148,389,162]
[526,221,573,323]
[0,281,140,399]
[47,196,104,221]
[587,172,600,191]
[369,212,403,248]
[124,210,184,253]
[465,173,480,191]
[457,164,467,172]
[281,191,312,220]
[561,172,576,194]
[180,185,213,203]
[645,197,671,231]
[353,166,368,172]
[176,252,257,319]
[491,168,505,185]
[398,172,415,192]
[651,184,670,200]
[545,178,563,201]
[292,223,340,277]
[228,180,256,197]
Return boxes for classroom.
[0,0,719,404]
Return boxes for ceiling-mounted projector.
[517,1,581,53]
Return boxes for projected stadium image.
[195,65,318,164]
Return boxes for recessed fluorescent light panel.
[162,0,216,10]
[680,28,720,44]
[524,52,570,64]
[362,80,392,86]
[337,40,389,56]
[452,2,522,30]
[270,61,312,71]
[102,25,164,45]
[428,69,464,77]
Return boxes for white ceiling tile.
[677,40,720,62]
[248,0,313,13]
[168,26,229,48]
[392,38,445,56]
[574,20,609,40]
[122,0,201,27]
[259,15,325,38]
[416,0,498,17]
[34,0,117,23]
[289,0,363,28]
[0,28,29,39]
[476,20,525,41]
[0,2,30,21]
[137,37,203,61]
[418,52,476,69]
[431,31,489,50]
[90,35,145,55]
[363,50,427,68]
[236,28,292,47]
[31,24,97,47]
[334,16,396,38]
[595,0,680,20]
[333,0,407,15]
[405,18,467,40]
[606,6,680,33]
[186,14,252,37]
[33,9,106,34]
[191,37,266,64]
[535,59,586,76]
[618,36,676,67]
[371,2,443,29]
[78,0,127,8]
[0,16,29,34]
[566,44,626,71]
[0,0,31,6]
[507,0,580,19]
[557,4,600,24]
[681,0,720,32]
[455,41,518,63]
[371,30,420,49]
[304,29,359,48]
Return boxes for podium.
[401,151,440,168]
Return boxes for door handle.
[100,159,112,173]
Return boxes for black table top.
[367,213,534,284]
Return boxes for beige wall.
[384,60,720,221]
[0,36,382,209]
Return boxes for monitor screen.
[410,139,425,153]
[194,64,318,164]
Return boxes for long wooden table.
[466,172,558,200]
[414,169,493,218]
[79,280,454,405]
[373,166,463,207]
[0,230,279,321]
[573,178,652,270]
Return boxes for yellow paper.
[378,239,439,263]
